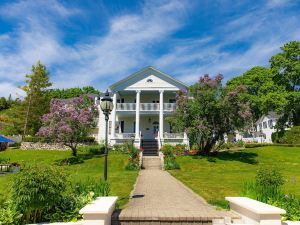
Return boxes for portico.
[96,66,189,149]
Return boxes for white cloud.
[0,82,24,98]
[0,0,189,92]
[0,0,299,95]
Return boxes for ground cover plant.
[168,146,300,215]
[0,148,138,224]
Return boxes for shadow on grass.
[55,152,104,166]
[192,150,258,164]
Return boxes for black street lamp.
[100,90,113,181]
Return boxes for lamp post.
[100,90,113,181]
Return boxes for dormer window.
[146,78,153,83]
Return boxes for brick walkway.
[113,166,237,224]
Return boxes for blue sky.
[0,0,299,97]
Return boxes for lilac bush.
[169,74,252,155]
[37,96,98,156]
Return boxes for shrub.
[272,126,300,144]
[173,144,187,155]
[0,200,22,225]
[0,157,10,164]
[47,179,110,222]
[11,165,68,224]
[75,178,110,197]
[79,144,105,155]
[268,195,300,221]
[255,167,284,202]
[161,144,180,170]
[245,143,273,148]
[45,192,93,222]
[125,143,140,171]
[164,157,180,170]
[161,144,173,156]
[113,143,132,153]
[241,167,300,220]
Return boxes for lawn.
[169,146,300,206]
[0,148,138,208]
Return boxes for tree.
[0,97,10,111]
[169,74,251,155]
[270,41,300,126]
[21,61,52,136]
[37,96,98,156]
[47,86,100,99]
[226,66,288,121]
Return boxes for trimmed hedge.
[272,126,300,144]
[245,143,300,148]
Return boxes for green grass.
[0,149,138,208]
[169,146,300,207]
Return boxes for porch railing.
[115,133,135,139]
[116,103,176,111]
[163,132,184,139]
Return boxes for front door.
[153,121,159,138]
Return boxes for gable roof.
[109,66,188,91]
[256,112,280,124]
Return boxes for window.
[117,98,124,103]
[169,99,176,103]
[120,121,124,133]
[259,123,262,130]
[146,78,153,83]
[263,121,267,129]
[268,120,273,129]
[170,125,173,133]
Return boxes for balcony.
[116,103,176,112]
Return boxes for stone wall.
[21,142,71,150]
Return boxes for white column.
[111,92,117,138]
[159,90,164,139]
[135,90,141,139]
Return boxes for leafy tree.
[48,86,100,99]
[21,61,52,136]
[0,100,25,135]
[270,41,300,126]
[0,97,10,111]
[37,96,98,156]
[226,66,288,121]
[169,74,251,155]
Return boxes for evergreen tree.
[21,61,52,136]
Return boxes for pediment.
[109,67,187,92]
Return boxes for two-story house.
[96,66,189,154]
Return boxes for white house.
[235,112,280,143]
[96,66,189,155]
[255,112,280,143]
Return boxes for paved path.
[116,169,237,222]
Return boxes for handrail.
[157,131,162,150]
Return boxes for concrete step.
[142,156,161,170]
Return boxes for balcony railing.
[116,103,176,111]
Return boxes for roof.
[109,66,188,91]
[0,135,14,143]
[256,112,280,124]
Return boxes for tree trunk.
[23,93,32,138]
[71,146,77,157]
